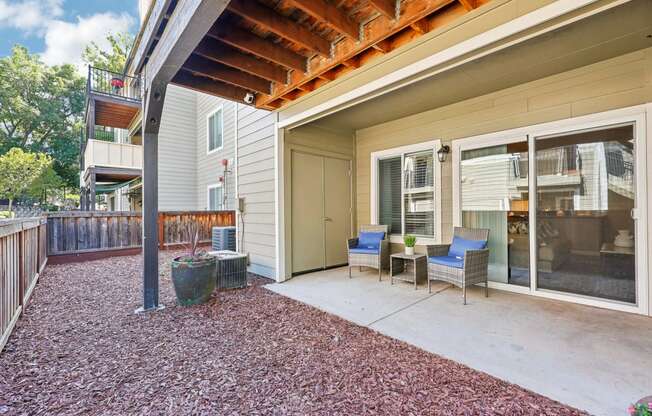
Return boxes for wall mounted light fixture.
[437,145,450,163]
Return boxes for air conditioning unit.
[212,226,236,251]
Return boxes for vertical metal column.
[142,131,159,310]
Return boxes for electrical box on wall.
[237,197,245,213]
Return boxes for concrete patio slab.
[266,267,652,416]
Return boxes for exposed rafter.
[194,38,288,84]
[182,55,271,94]
[170,0,485,109]
[207,25,307,72]
[172,70,250,102]
[458,0,477,11]
[286,0,360,40]
[257,0,460,107]
[227,0,332,57]
[368,0,396,20]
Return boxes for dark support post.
[142,130,160,310]
[136,0,228,313]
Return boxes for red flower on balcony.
[110,78,124,89]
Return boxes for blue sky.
[0,0,140,70]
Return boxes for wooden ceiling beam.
[172,71,251,103]
[369,0,396,20]
[227,0,332,58]
[458,0,477,11]
[208,25,307,72]
[257,0,461,107]
[286,0,359,40]
[410,18,431,34]
[182,55,272,94]
[371,39,393,53]
[194,38,288,84]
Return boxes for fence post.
[18,225,25,307]
[158,213,165,250]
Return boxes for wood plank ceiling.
[171,0,487,110]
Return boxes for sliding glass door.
[460,138,529,287]
[455,111,646,312]
[534,124,637,304]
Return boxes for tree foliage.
[82,32,134,73]
[0,46,85,188]
[0,148,52,212]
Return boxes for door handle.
[324,217,332,222]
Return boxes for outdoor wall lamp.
[437,145,450,163]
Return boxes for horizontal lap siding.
[196,95,236,210]
[355,47,652,244]
[159,85,198,210]
[237,107,276,278]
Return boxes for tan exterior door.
[291,151,352,274]
[291,151,325,273]
[324,157,351,267]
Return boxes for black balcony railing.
[87,66,141,102]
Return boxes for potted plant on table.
[404,234,416,256]
[171,221,216,306]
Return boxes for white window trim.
[370,139,442,245]
[451,104,649,316]
[207,182,223,210]
[206,105,224,155]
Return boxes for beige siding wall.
[158,85,198,210]
[355,47,652,243]
[195,94,236,210]
[237,105,276,278]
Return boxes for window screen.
[378,157,402,234]
[208,186,223,210]
[403,151,434,236]
[208,109,223,152]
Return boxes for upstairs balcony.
[86,66,141,131]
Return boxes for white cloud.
[41,12,134,72]
[0,1,135,73]
[0,0,63,32]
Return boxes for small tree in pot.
[171,221,216,306]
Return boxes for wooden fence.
[46,211,236,259]
[1,218,47,353]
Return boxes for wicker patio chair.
[426,227,490,304]
[347,224,389,281]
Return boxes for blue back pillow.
[358,231,385,249]
[448,236,486,259]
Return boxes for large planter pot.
[171,255,217,306]
[405,246,415,256]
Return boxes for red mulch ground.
[0,252,588,415]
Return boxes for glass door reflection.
[461,141,529,287]
[535,124,636,303]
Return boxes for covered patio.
[268,267,652,416]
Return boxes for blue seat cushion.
[358,231,385,250]
[349,247,380,255]
[428,255,464,269]
[448,236,486,259]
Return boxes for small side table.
[390,253,427,289]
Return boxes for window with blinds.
[377,149,436,238]
[404,151,434,236]
[378,157,402,234]
[207,108,223,152]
